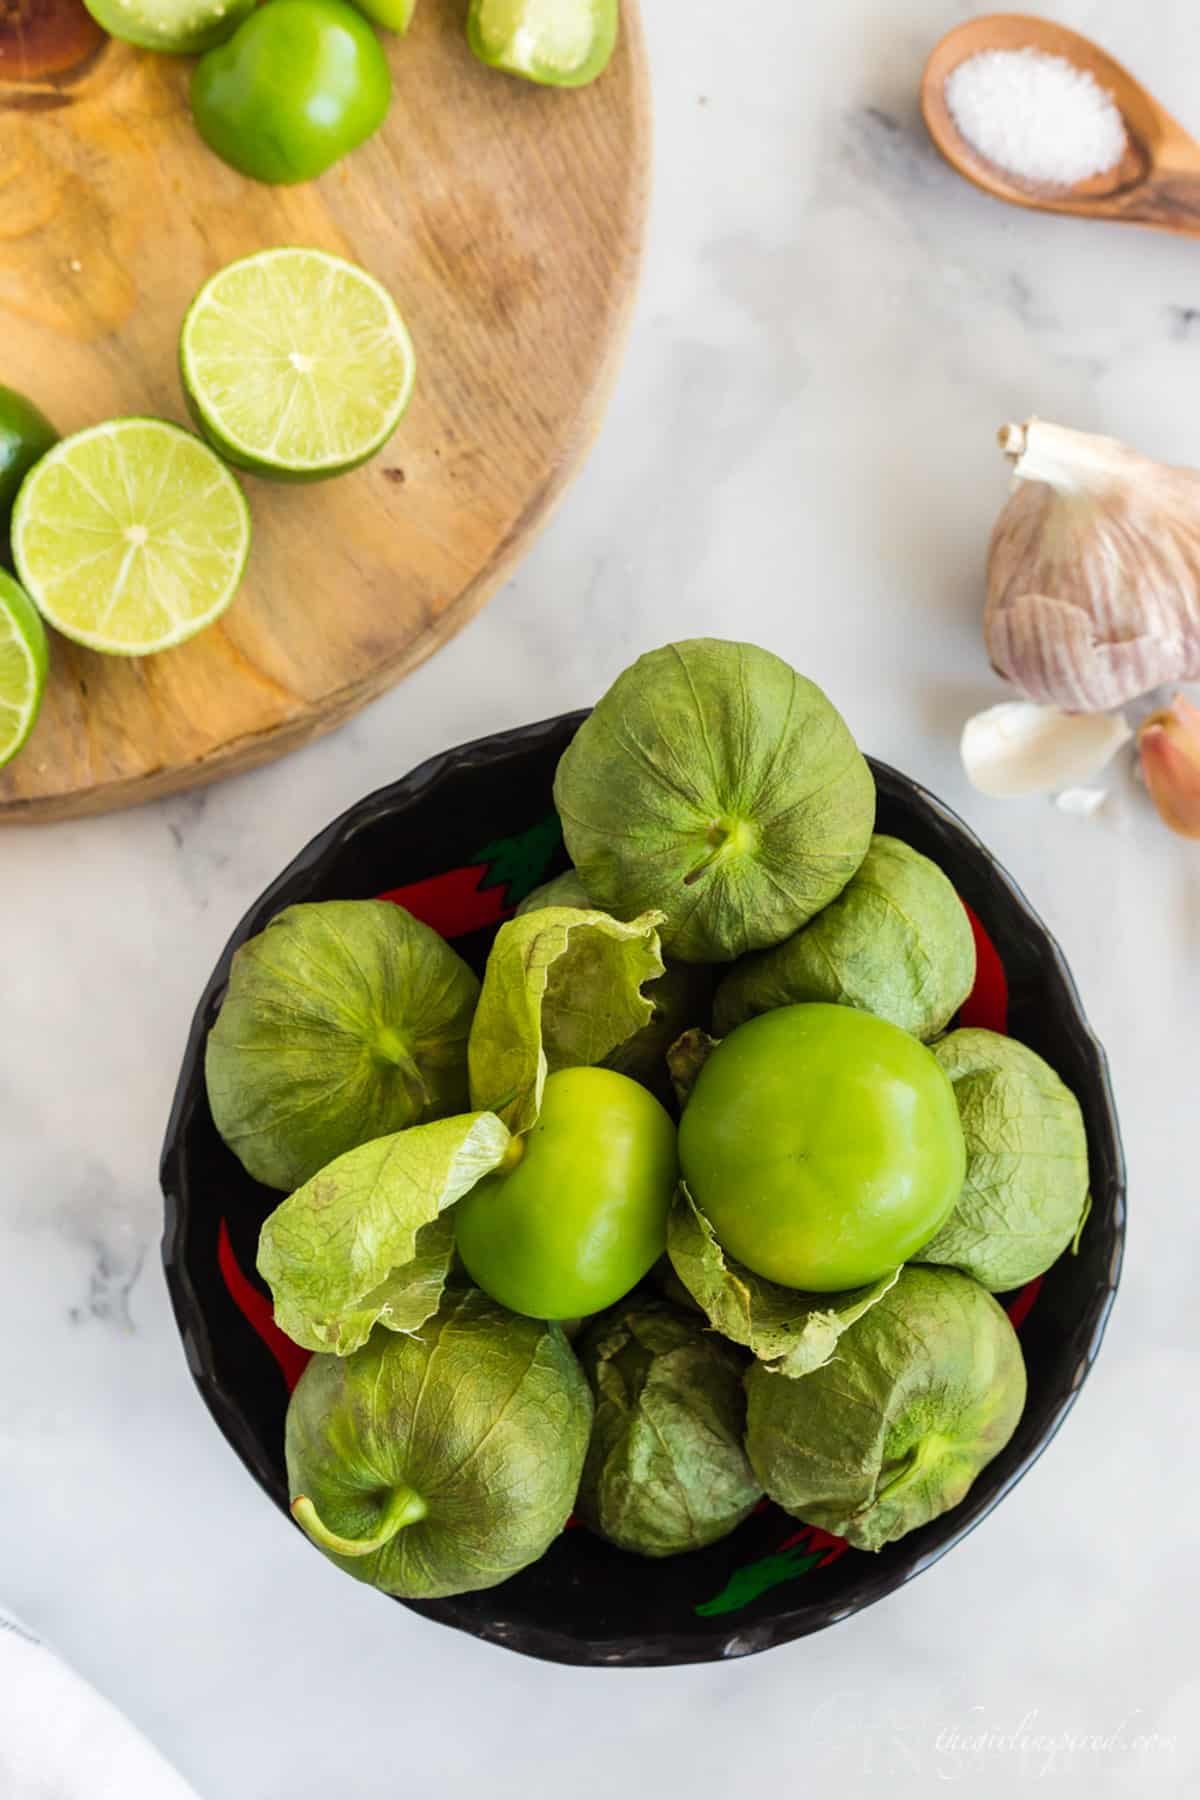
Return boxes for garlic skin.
[1054,787,1108,818]
[986,420,1200,712]
[962,700,1130,798]
[1138,694,1200,839]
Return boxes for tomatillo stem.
[683,816,758,887]
[497,1132,527,1174]
[873,1437,940,1506]
[291,1486,427,1557]
[371,1031,430,1110]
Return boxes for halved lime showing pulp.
[0,569,49,768]
[11,419,251,657]
[180,248,417,481]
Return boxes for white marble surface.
[1,0,1197,1792]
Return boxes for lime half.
[11,419,250,657]
[0,569,49,768]
[180,248,417,481]
[468,0,618,87]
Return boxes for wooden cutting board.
[0,0,649,823]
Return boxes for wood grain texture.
[0,0,649,822]
[921,12,1200,236]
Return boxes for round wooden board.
[0,0,649,823]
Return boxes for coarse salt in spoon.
[921,13,1200,236]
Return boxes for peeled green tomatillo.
[468,0,618,88]
[678,1005,966,1292]
[349,0,414,29]
[82,0,254,55]
[454,1066,678,1320]
[191,0,392,187]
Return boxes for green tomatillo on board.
[678,1004,966,1292]
[348,0,414,30]
[454,1066,679,1320]
[0,386,57,560]
[191,0,392,186]
[82,0,254,55]
[467,0,618,88]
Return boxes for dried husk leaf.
[467,906,665,1135]
[258,1112,511,1354]
[666,1185,900,1379]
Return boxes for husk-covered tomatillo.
[575,1300,761,1558]
[206,899,479,1191]
[917,1029,1090,1292]
[744,1265,1027,1551]
[713,834,976,1041]
[286,1288,592,1598]
[553,640,875,964]
[517,869,713,1103]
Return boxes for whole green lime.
[0,386,57,557]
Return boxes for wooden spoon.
[921,13,1200,237]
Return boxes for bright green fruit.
[349,0,415,29]
[11,419,250,657]
[0,385,57,554]
[0,570,49,769]
[678,1004,966,1293]
[82,0,253,54]
[468,0,618,88]
[191,0,392,187]
[181,248,416,481]
[454,1066,679,1320]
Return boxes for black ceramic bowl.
[161,713,1125,1667]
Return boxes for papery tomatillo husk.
[986,420,1200,712]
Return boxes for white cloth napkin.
[0,1610,202,1800]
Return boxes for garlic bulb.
[986,420,1200,712]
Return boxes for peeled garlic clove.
[986,420,1200,712]
[1137,694,1200,839]
[962,701,1130,798]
